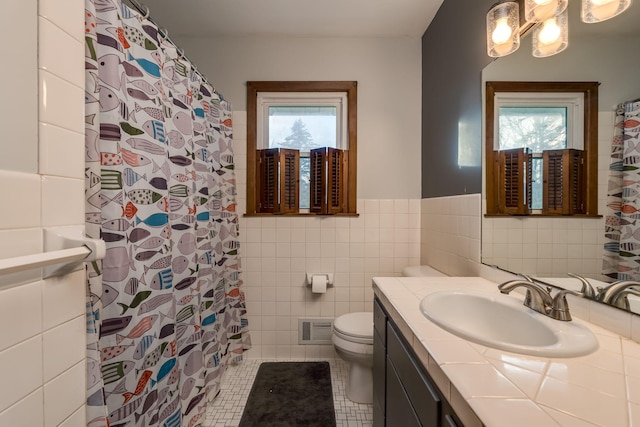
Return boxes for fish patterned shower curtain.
[84,1,251,425]
[603,99,640,280]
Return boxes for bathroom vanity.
[373,276,640,426]
[374,297,462,426]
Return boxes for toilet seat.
[333,312,373,345]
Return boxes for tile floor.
[204,358,373,427]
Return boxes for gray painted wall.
[421,0,495,198]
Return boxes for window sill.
[243,212,359,217]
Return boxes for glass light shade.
[581,0,632,23]
[532,8,569,57]
[487,2,521,57]
[524,0,568,22]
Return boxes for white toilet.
[332,311,374,404]
[332,267,445,404]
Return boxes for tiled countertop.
[373,276,640,427]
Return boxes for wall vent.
[298,318,333,345]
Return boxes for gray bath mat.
[239,361,336,427]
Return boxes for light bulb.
[487,1,520,57]
[534,0,552,5]
[532,7,567,57]
[538,17,561,44]
[591,0,615,5]
[492,18,513,45]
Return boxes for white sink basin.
[419,289,598,358]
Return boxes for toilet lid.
[333,312,373,339]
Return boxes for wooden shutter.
[498,148,532,215]
[257,148,299,213]
[327,148,347,214]
[258,148,279,213]
[310,147,348,214]
[310,148,326,214]
[280,149,299,213]
[543,149,585,215]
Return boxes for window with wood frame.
[247,81,357,216]
[485,81,599,216]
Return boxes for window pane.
[300,157,310,209]
[268,106,337,151]
[532,157,542,210]
[498,106,567,152]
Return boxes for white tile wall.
[0,281,43,352]
[39,123,84,179]
[0,390,44,427]
[39,71,85,133]
[43,362,86,427]
[420,194,482,277]
[0,0,38,173]
[41,177,85,227]
[0,337,43,411]
[0,0,87,425]
[0,171,42,230]
[232,111,421,358]
[43,316,86,383]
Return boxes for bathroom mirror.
[480,0,640,311]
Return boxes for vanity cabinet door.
[443,414,460,427]
[373,298,387,427]
[386,356,422,427]
[373,329,386,427]
[387,322,441,427]
[374,298,387,341]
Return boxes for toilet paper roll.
[311,275,327,293]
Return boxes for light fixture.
[525,0,568,21]
[581,0,632,23]
[486,1,521,57]
[487,0,632,58]
[532,7,569,56]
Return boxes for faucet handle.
[523,285,551,309]
[610,287,640,311]
[550,289,583,321]
[567,273,596,299]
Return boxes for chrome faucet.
[597,280,640,310]
[498,280,553,316]
[498,279,583,321]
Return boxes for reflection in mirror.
[481,0,640,312]
[485,81,598,216]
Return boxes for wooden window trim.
[485,81,599,217]
[246,81,358,216]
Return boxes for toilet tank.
[401,265,447,277]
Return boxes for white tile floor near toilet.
[205,359,373,427]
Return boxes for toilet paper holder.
[305,273,334,287]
